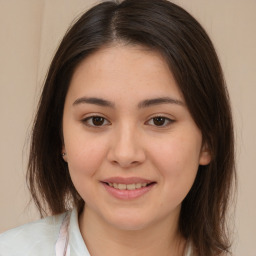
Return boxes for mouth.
[103,182,156,190]
[101,177,156,200]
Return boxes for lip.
[101,177,156,200]
[102,176,153,184]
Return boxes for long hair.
[27,0,236,255]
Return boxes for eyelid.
[145,115,175,127]
[80,114,175,128]
[81,115,111,127]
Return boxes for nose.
[107,124,146,168]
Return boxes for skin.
[62,44,211,256]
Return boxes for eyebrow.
[73,96,184,108]
[73,97,115,108]
[138,97,184,108]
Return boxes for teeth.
[117,184,126,190]
[107,183,149,190]
[135,183,142,189]
[127,184,136,190]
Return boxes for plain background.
[0,1,255,255]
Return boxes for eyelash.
[146,116,174,127]
[81,115,174,128]
[82,116,110,127]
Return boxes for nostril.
[111,159,141,168]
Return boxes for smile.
[101,177,156,200]
[106,182,149,190]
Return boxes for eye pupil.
[153,117,165,126]
[92,117,104,126]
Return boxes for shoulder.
[0,211,67,256]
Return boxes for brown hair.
[27,0,236,255]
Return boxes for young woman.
[0,0,236,255]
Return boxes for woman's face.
[62,44,211,231]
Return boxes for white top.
[0,208,89,256]
[0,208,193,256]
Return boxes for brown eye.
[153,117,166,126]
[147,116,174,127]
[92,116,104,126]
[82,116,110,127]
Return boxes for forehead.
[67,44,184,103]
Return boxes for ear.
[199,143,211,165]
[62,146,68,162]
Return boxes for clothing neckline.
[56,208,193,256]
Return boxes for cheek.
[149,134,201,169]
[148,134,201,197]
[65,139,108,204]
[65,135,108,189]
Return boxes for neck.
[79,206,186,256]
